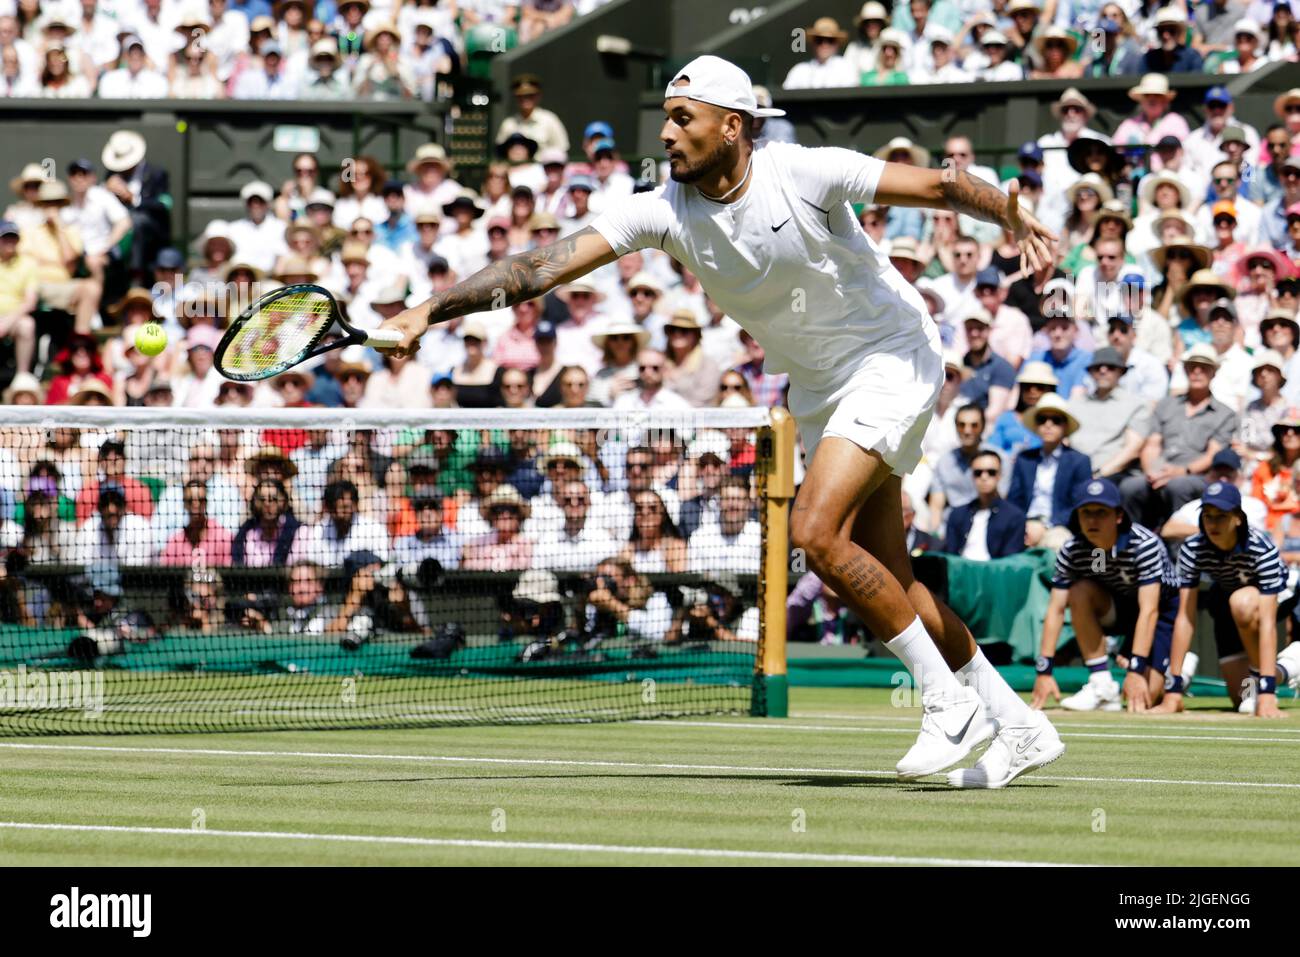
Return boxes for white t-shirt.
[61,186,130,256]
[590,142,936,396]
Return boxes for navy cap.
[1202,480,1243,514]
[1205,85,1232,105]
[427,254,450,274]
[1156,135,1182,151]
[534,319,557,341]
[153,247,184,270]
[0,219,18,237]
[584,121,613,140]
[974,266,1002,288]
[381,179,406,196]
[1211,448,1242,471]
[343,549,383,576]
[1074,477,1122,511]
[67,157,95,175]
[1018,141,1044,162]
[1019,169,1043,188]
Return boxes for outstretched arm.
[380,226,619,357]
[873,164,1056,274]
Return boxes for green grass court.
[2,687,1296,866]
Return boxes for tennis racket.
[214,283,404,382]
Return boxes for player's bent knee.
[790,509,849,571]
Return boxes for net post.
[754,408,795,718]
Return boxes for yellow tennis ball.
[135,323,168,357]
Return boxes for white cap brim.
[664,84,786,117]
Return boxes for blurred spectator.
[0,219,36,375]
[1114,74,1190,152]
[958,307,1016,424]
[622,488,686,573]
[861,28,909,85]
[351,22,416,99]
[394,494,461,568]
[159,480,234,566]
[1008,394,1092,548]
[1121,345,1239,528]
[232,478,302,566]
[496,74,569,156]
[1143,8,1204,73]
[844,1,888,75]
[97,34,168,97]
[19,179,102,334]
[461,484,534,571]
[64,157,130,288]
[928,403,985,526]
[174,325,224,407]
[1072,346,1151,482]
[1030,313,1093,400]
[1169,298,1253,413]
[687,479,759,573]
[533,478,617,572]
[783,17,858,89]
[100,129,172,278]
[75,439,154,523]
[46,333,112,405]
[292,478,390,564]
[977,30,1023,81]
[943,449,1027,559]
[74,486,152,565]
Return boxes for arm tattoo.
[940,170,1011,230]
[425,226,601,323]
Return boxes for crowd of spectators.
[0,0,611,101]
[8,0,1300,648]
[784,0,1300,89]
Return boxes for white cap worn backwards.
[665,55,786,118]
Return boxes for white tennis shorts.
[788,333,944,478]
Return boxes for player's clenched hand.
[378,303,430,358]
[1031,674,1061,710]
[1148,691,1184,714]
[1007,179,1057,275]
[1123,672,1150,713]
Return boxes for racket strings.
[218,290,334,379]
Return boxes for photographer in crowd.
[667,571,758,645]
[584,557,672,647]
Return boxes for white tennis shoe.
[946,710,1065,789]
[1238,678,1257,714]
[895,686,994,779]
[1060,672,1122,712]
[1276,643,1300,691]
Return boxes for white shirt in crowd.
[782,55,860,90]
[687,519,762,573]
[97,67,169,98]
[226,215,289,273]
[74,514,154,566]
[61,185,130,256]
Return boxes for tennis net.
[0,405,791,734]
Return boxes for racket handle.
[365,327,405,350]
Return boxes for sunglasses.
[294,166,316,175]
[634,503,661,512]
[638,364,664,372]
[561,495,589,505]
[351,228,374,236]
[1090,363,1120,373]
[720,382,746,391]
[1038,414,1068,426]
[629,289,657,298]
[972,468,999,478]
[1214,176,1237,185]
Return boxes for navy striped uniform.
[1052,523,1179,673]
[1177,526,1286,658]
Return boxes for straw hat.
[854,1,889,26]
[806,16,848,42]
[406,143,453,175]
[592,319,650,349]
[309,38,341,66]
[513,568,561,604]
[877,27,908,50]
[101,130,147,172]
[36,180,70,206]
[885,236,928,265]
[557,279,609,303]
[283,221,319,245]
[537,441,584,472]
[272,256,320,282]
[874,136,929,168]
[8,162,46,196]
[1151,208,1196,240]
[1128,73,1177,101]
[1274,88,1300,119]
[1007,0,1042,13]
[1015,360,1059,387]
[1066,172,1113,206]
[1181,343,1220,369]
[108,286,155,319]
[68,379,114,405]
[271,369,315,392]
[1021,392,1079,434]
[1137,170,1192,210]
[339,241,370,265]
[1151,242,1212,277]
[1051,87,1096,121]
[1035,25,1078,58]
[364,20,400,50]
[222,261,265,281]
[195,219,236,258]
[664,308,702,331]
[483,484,530,520]
[1251,348,1288,385]
[1,371,42,404]
[245,445,299,478]
[622,272,662,298]
[1177,267,1232,313]
[1094,199,1133,231]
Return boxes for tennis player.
[383,56,1063,787]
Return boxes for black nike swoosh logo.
[944,710,976,744]
[771,217,791,232]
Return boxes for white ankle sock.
[884,616,963,699]
[956,648,1034,728]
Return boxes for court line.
[633,720,1300,744]
[1,742,1297,789]
[0,821,1082,867]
